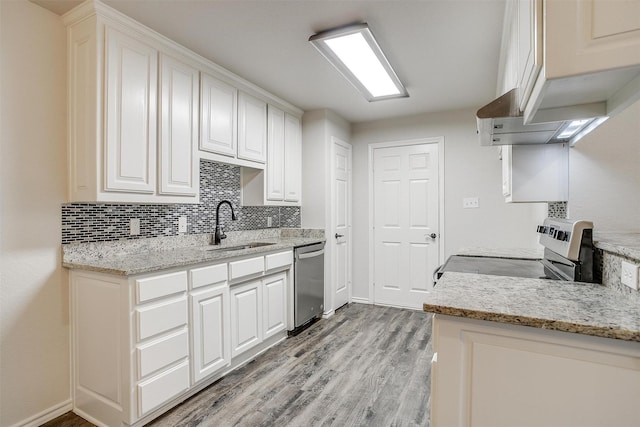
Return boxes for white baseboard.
[322,310,335,319]
[10,399,72,427]
[350,297,370,304]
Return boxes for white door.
[237,92,267,163]
[104,27,157,193]
[283,113,301,202]
[158,53,198,196]
[373,143,439,309]
[200,72,237,157]
[262,273,287,339]
[266,106,285,201]
[333,139,351,311]
[190,284,230,383]
[230,280,263,357]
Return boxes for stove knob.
[563,231,571,242]
[556,231,565,241]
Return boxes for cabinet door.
[517,0,542,111]
[507,144,568,203]
[200,73,237,157]
[267,106,285,201]
[230,280,263,357]
[159,54,199,196]
[283,113,301,202]
[238,92,267,163]
[263,273,287,339]
[190,284,230,384]
[104,27,157,193]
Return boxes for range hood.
[476,89,608,146]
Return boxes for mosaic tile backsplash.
[548,201,567,219]
[62,160,301,244]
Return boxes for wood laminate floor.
[43,304,433,427]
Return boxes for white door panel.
[373,143,439,309]
[332,140,351,311]
[104,27,157,193]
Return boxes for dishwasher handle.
[296,248,325,260]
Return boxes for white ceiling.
[33,0,506,123]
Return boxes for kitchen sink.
[201,242,276,252]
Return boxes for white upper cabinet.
[267,107,286,200]
[283,113,301,202]
[159,53,199,196]
[501,143,568,203]
[241,105,301,206]
[238,92,267,164]
[104,27,158,194]
[500,0,640,124]
[66,10,200,203]
[200,73,237,157]
[515,0,542,112]
[65,0,303,202]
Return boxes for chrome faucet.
[214,200,237,245]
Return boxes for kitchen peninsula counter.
[424,272,640,342]
[63,229,324,276]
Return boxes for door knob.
[335,233,344,239]
[426,233,437,239]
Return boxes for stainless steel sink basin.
[201,242,276,252]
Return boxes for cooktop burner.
[437,255,551,280]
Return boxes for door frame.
[368,137,445,305]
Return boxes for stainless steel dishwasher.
[292,242,325,333]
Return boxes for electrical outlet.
[621,261,639,290]
[130,218,140,236]
[267,217,273,227]
[178,216,187,233]
[463,197,479,209]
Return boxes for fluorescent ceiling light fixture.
[309,23,408,102]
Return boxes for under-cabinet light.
[309,23,408,102]
[557,119,592,139]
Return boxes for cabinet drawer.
[190,263,228,289]
[265,251,292,271]
[136,297,187,341]
[229,256,264,281]
[136,328,189,379]
[136,271,187,304]
[137,361,189,416]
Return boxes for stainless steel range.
[436,218,596,283]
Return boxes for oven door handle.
[297,249,325,260]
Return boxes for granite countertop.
[424,272,640,342]
[63,229,324,276]
[594,232,640,260]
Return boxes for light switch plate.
[463,197,479,209]
[621,261,639,290]
[178,216,187,233]
[130,218,140,236]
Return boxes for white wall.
[301,109,351,313]
[568,99,640,232]
[0,1,70,425]
[350,108,547,300]
[301,109,351,229]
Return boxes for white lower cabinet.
[190,263,231,384]
[263,273,287,339]
[430,314,640,427]
[70,250,292,426]
[230,280,264,357]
